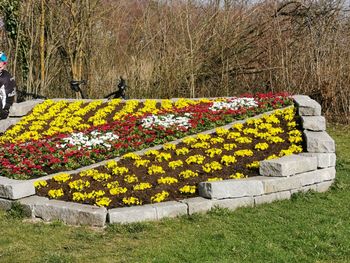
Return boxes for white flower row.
[209,97,258,111]
[141,113,192,130]
[57,130,119,150]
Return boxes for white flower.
[209,97,258,111]
[141,114,192,130]
[56,131,119,150]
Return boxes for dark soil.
[36,112,303,209]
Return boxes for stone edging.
[0,95,336,226]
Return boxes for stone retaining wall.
[0,95,336,226]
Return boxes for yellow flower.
[246,161,260,169]
[220,155,237,166]
[207,177,223,182]
[123,197,142,206]
[124,174,139,183]
[202,161,222,173]
[34,180,47,189]
[105,160,118,170]
[110,187,127,195]
[112,166,129,176]
[175,147,190,155]
[210,137,224,144]
[106,181,120,189]
[235,137,252,144]
[168,160,184,169]
[72,192,86,201]
[234,149,254,157]
[179,170,198,179]
[48,188,64,199]
[186,155,206,165]
[223,143,237,151]
[95,197,112,207]
[229,172,246,179]
[145,149,160,156]
[205,148,222,158]
[134,182,152,191]
[151,191,170,203]
[266,154,278,160]
[215,127,229,137]
[267,136,285,143]
[227,132,241,139]
[196,134,211,141]
[232,123,244,131]
[179,185,196,194]
[92,172,111,182]
[155,152,172,162]
[163,143,176,150]
[254,142,269,151]
[69,179,90,191]
[191,142,210,149]
[182,137,197,145]
[148,165,165,175]
[80,169,99,177]
[52,173,71,183]
[134,159,150,167]
[157,177,178,185]
[122,152,141,160]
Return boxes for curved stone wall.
[0,95,336,226]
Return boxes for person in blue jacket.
[0,51,16,119]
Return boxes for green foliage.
[6,201,26,219]
[0,0,21,40]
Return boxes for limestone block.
[316,180,334,193]
[0,198,13,211]
[151,201,188,219]
[295,167,335,186]
[180,197,213,215]
[198,179,264,199]
[20,197,107,226]
[19,196,49,217]
[0,118,20,132]
[211,197,254,210]
[301,116,326,131]
[262,176,303,194]
[254,191,291,205]
[291,184,317,194]
[304,131,335,153]
[259,154,317,177]
[0,176,36,200]
[9,100,44,117]
[108,205,157,224]
[293,95,322,116]
[299,153,336,168]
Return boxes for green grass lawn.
[0,125,349,263]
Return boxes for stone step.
[304,130,335,153]
[0,118,21,133]
[198,179,264,199]
[19,196,107,227]
[259,154,317,177]
[9,100,44,117]
[299,152,336,168]
[293,95,321,116]
[301,116,326,131]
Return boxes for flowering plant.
[0,93,293,179]
[35,107,303,208]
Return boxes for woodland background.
[0,0,349,123]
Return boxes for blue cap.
[0,52,7,63]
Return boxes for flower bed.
[34,107,303,209]
[0,93,292,179]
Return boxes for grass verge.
[0,124,349,263]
